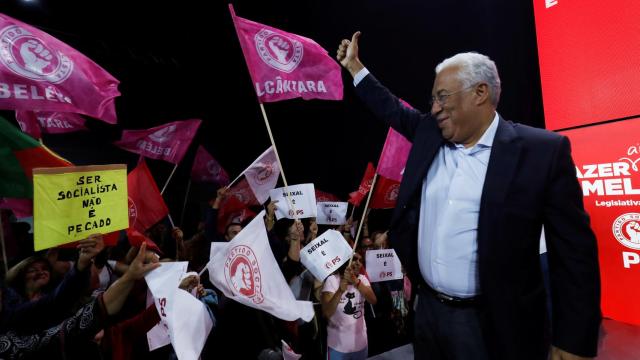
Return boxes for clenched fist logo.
[268,36,290,63]
[20,39,52,74]
[626,221,640,244]
[255,29,303,73]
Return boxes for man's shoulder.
[503,119,564,144]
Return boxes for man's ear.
[474,83,491,105]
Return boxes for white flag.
[145,262,213,360]
[145,262,187,351]
[243,147,280,204]
[316,201,348,225]
[208,210,314,322]
[269,183,317,220]
[282,339,302,360]
[300,229,353,282]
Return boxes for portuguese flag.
[0,115,71,198]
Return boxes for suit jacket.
[355,74,601,359]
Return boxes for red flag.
[315,189,340,202]
[190,145,230,185]
[57,230,120,248]
[229,5,343,103]
[126,228,162,254]
[16,110,87,136]
[114,119,201,164]
[128,160,169,233]
[0,13,120,124]
[369,175,401,209]
[217,178,259,233]
[348,163,375,206]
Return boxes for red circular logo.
[224,245,263,304]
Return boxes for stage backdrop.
[561,119,640,325]
[533,0,640,130]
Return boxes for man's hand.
[76,233,105,271]
[550,346,593,360]
[336,31,364,77]
[122,242,161,281]
[210,187,228,209]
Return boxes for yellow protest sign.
[33,164,128,250]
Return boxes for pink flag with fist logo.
[114,119,202,164]
[0,13,120,124]
[16,110,87,137]
[190,145,230,185]
[229,5,343,103]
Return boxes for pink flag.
[0,197,32,218]
[114,119,202,165]
[377,100,414,182]
[15,110,41,138]
[0,13,120,123]
[190,145,230,185]
[16,110,87,136]
[377,128,412,182]
[229,5,343,103]
[243,147,280,204]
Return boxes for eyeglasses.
[430,84,477,108]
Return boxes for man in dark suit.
[336,32,600,360]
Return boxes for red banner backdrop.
[561,118,640,325]
[533,0,640,130]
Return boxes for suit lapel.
[480,117,521,208]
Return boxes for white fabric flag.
[145,262,213,360]
[208,210,314,322]
[316,202,348,225]
[282,339,302,360]
[269,183,317,220]
[243,147,280,204]
[145,262,187,351]
[300,229,353,282]
[365,249,403,282]
[169,290,214,360]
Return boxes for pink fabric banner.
[114,119,202,165]
[229,5,342,103]
[377,128,412,182]
[14,110,41,138]
[0,197,32,218]
[16,110,87,136]
[190,145,230,185]
[0,13,120,123]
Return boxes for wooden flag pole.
[160,163,179,195]
[259,103,297,217]
[0,214,9,275]
[347,172,378,268]
[178,179,192,228]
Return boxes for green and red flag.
[0,115,71,198]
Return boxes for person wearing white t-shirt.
[321,253,377,360]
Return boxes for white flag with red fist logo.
[0,13,120,123]
[242,147,280,204]
[208,210,314,322]
[229,5,342,103]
